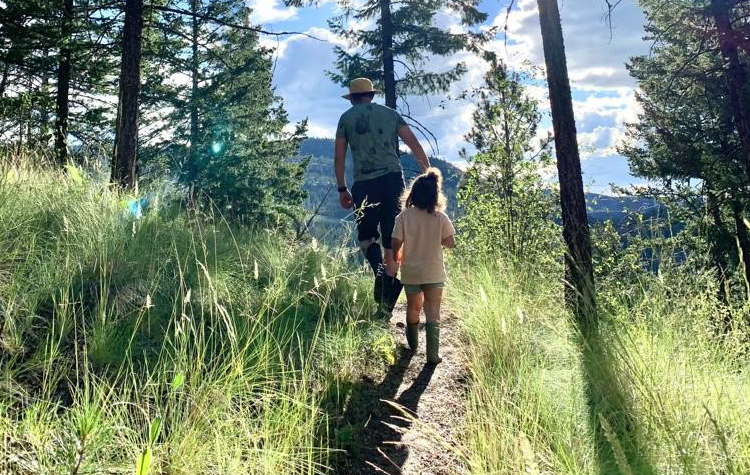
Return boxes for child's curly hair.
[401,167,447,214]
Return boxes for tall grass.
[450,258,750,475]
[0,161,391,474]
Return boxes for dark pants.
[351,172,404,249]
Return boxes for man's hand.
[339,190,354,209]
[384,258,398,278]
[387,240,403,277]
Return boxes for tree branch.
[402,112,440,157]
[149,5,328,42]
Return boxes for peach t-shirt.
[392,207,455,285]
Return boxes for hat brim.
[342,89,381,100]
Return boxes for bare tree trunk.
[711,0,750,186]
[706,188,730,309]
[111,0,144,188]
[55,0,73,165]
[39,64,51,144]
[0,62,9,98]
[188,0,200,198]
[379,0,396,109]
[502,93,515,255]
[537,0,596,323]
[732,201,750,293]
[17,117,23,154]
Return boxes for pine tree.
[0,0,119,161]
[710,0,750,185]
[111,0,144,188]
[536,0,596,322]
[458,53,556,260]
[326,0,489,122]
[0,0,59,150]
[140,0,309,225]
[622,0,750,305]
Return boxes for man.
[334,77,430,315]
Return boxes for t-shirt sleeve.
[395,110,407,128]
[392,213,405,241]
[441,213,456,239]
[335,114,347,140]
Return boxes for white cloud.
[571,90,641,158]
[269,29,347,136]
[501,0,648,89]
[248,0,297,24]
[494,0,650,190]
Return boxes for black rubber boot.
[364,242,383,276]
[365,243,390,318]
[374,271,387,315]
[384,275,403,314]
[406,323,419,351]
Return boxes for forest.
[1,0,750,474]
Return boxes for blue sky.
[248,0,651,194]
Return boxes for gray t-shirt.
[336,103,407,182]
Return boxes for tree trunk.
[39,64,51,144]
[732,201,750,293]
[55,0,73,165]
[706,188,730,308]
[111,0,144,188]
[502,91,515,255]
[0,62,9,98]
[536,0,596,323]
[711,0,750,186]
[17,117,24,154]
[188,0,200,197]
[379,0,396,109]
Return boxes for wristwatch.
[338,186,348,193]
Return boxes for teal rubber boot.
[406,323,419,351]
[425,322,442,364]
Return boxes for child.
[391,167,456,364]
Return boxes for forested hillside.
[299,137,662,241]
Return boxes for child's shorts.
[403,282,445,295]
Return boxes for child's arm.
[392,238,404,263]
[441,235,456,249]
[441,213,457,249]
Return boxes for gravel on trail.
[336,304,468,475]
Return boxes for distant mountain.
[584,193,664,227]
[298,137,662,240]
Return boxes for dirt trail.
[336,304,468,475]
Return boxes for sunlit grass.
[0,160,390,474]
[450,258,750,475]
[5,155,749,475]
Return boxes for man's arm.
[334,137,348,188]
[441,235,456,249]
[398,125,430,172]
[334,137,353,209]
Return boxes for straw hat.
[342,78,380,100]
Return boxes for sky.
[248,0,652,194]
